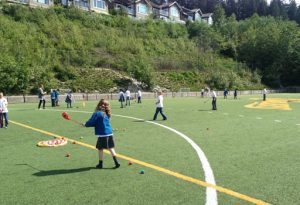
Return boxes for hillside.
[1,3,296,94]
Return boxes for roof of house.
[182,7,203,16]
[202,13,213,18]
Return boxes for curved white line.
[46,109,218,204]
[114,114,218,205]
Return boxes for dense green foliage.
[0,3,300,94]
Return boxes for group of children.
[2,85,269,169]
[50,89,60,107]
[38,84,74,109]
[118,89,142,108]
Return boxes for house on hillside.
[61,0,110,14]
[4,0,213,24]
[6,0,53,8]
[182,7,213,25]
[111,0,212,25]
[151,1,185,23]
[112,0,153,18]
[182,7,202,22]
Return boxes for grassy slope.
[1,94,300,204]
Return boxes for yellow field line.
[10,120,271,205]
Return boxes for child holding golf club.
[84,99,120,169]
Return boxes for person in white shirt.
[201,88,204,98]
[263,88,267,101]
[211,89,217,110]
[153,91,167,121]
[0,92,8,128]
[125,89,131,106]
[137,89,142,103]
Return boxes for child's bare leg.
[109,148,117,156]
[109,148,120,168]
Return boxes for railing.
[4,90,285,104]
[6,0,29,4]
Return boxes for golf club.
[203,98,210,103]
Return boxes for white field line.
[256,117,262,120]
[239,115,244,117]
[297,124,300,126]
[45,109,218,205]
[274,120,282,123]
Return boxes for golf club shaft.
[69,119,82,126]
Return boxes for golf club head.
[62,112,70,120]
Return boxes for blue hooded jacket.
[85,111,113,137]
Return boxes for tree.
[296,5,300,24]
[269,0,287,18]
[225,0,237,16]
[212,4,226,29]
[257,0,268,16]
[287,0,298,21]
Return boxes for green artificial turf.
[0,93,299,205]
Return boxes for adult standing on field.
[125,89,131,106]
[263,88,267,101]
[38,84,46,109]
[211,89,217,110]
[153,91,167,121]
[0,92,8,128]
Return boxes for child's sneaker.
[96,163,103,169]
[114,163,120,169]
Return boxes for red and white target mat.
[37,138,68,147]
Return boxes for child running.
[84,99,120,169]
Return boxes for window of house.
[35,0,48,4]
[161,8,168,16]
[138,3,148,14]
[170,6,179,18]
[127,5,134,14]
[93,0,106,9]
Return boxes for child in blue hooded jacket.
[84,99,120,169]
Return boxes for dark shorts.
[96,136,115,149]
